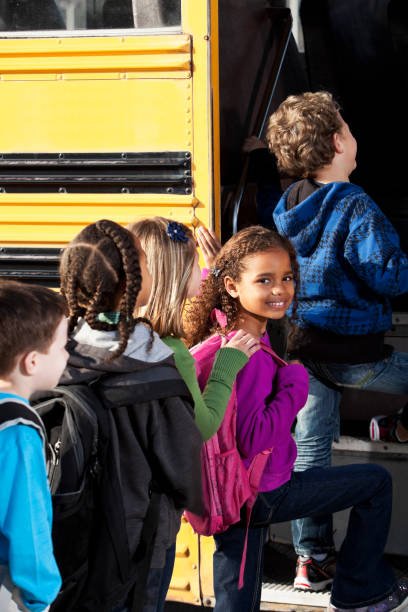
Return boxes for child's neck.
[0,379,30,400]
[314,159,351,184]
[234,311,268,339]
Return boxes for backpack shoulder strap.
[0,398,47,454]
[260,342,288,367]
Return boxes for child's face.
[228,248,294,323]
[133,235,152,308]
[34,316,69,391]
[337,115,357,174]
[186,250,202,299]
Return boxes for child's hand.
[197,226,222,269]
[242,135,268,153]
[223,329,260,358]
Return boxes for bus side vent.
[0,247,61,287]
[0,152,192,195]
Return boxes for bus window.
[0,0,181,33]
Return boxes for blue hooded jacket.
[273,181,408,335]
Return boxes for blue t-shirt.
[0,392,61,611]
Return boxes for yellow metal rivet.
[186,130,191,135]
[186,142,191,147]
[58,74,63,80]
[187,72,191,78]
[57,39,62,44]
[192,564,197,570]
[186,117,192,124]
[121,37,126,43]
[186,108,191,113]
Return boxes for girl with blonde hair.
[129,216,259,611]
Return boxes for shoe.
[370,411,408,443]
[294,555,336,591]
[327,578,408,612]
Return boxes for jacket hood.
[61,319,174,386]
[273,181,364,257]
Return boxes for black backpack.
[31,383,161,612]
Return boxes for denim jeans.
[292,351,408,556]
[110,544,176,612]
[213,463,395,611]
[110,599,129,612]
[142,544,176,612]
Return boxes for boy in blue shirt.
[267,92,408,597]
[0,280,68,611]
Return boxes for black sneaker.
[294,555,336,591]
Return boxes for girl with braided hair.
[183,226,403,612]
[58,219,203,612]
[129,216,259,612]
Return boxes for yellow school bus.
[1,0,407,609]
[0,0,222,286]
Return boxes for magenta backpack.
[184,317,287,588]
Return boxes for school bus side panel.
[0,0,219,247]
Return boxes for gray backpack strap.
[0,399,48,459]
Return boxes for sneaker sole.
[367,592,408,612]
[294,577,333,592]
[391,594,408,612]
[370,416,385,441]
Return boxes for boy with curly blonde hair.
[267,91,408,596]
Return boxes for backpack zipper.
[48,437,62,490]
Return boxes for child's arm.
[235,350,309,460]
[163,335,257,441]
[0,426,61,612]
[194,345,248,440]
[344,195,408,295]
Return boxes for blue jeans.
[213,463,395,611]
[292,351,408,556]
[111,545,176,612]
[142,544,176,612]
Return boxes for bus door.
[0,0,219,284]
[169,0,408,609]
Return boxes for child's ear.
[224,276,239,299]
[333,131,344,155]
[21,351,38,376]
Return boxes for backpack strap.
[260,341,288,367]
[236,343,285,588]
[0,398,48,458]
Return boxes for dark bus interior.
[218,0,408,436]
[220,0,408,275]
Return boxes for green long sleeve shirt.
[162,336,248,441]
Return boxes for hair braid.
[61,266,85,334]
[60,219,152,361]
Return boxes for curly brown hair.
[60,219,151,361]
[266,91,342,178]
[184,226,299,347]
